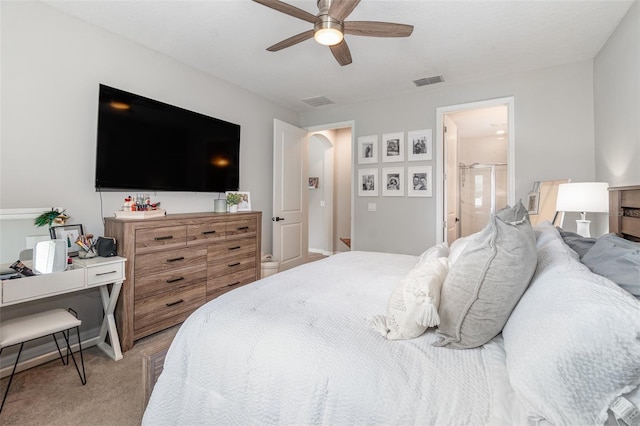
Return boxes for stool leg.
[52,332,68,366]
[62,326,86,386]
[0,343,24,414]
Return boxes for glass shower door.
[459,163,507,237]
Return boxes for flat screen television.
[95,84,240,192]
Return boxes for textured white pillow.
[448,235,473,264]
[373,257,451,340]
[418,242,449,263]
[503,222,640,425]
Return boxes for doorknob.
[272,217,285,222]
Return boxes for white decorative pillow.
[448,235,473,264]
[372,256,451,340]
[418,242,449,263]
[503,222,640,425]
[435,201,537,349]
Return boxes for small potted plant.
[226,193,242,212]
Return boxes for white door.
[273,119,308,271]
[444,115,459,244]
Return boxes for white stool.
[0,308,86,413]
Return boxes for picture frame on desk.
[50,224,84,257]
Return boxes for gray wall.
[0,1,297,357]
[301,61,597,254]
[594,0,640,188]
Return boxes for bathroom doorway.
[436,97,515,244]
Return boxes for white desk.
[0,256,126,361]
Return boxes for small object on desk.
[10,260,34,276]
[96,236,117,257]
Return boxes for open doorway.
[436,97,515,244]
[306,124,353,256]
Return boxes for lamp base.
[576,220,591,238]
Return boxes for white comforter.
[143,251,527,425]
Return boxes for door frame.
[435,97,515,243]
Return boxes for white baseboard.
[0,336,100,379]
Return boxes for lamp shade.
[556,182,609,213]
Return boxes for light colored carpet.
[0,325,179,426]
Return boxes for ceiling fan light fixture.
[314,27,343,46]
[314,15,343,46]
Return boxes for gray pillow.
[435,201,537,349]
[581,233,640,296]
[556,227,596,258]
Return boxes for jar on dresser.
[104,211,261,352]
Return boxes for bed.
[142,186,640,425]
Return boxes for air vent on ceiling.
[302,96,335,107]
[413,75,445,87]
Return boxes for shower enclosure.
[458,163,508,237]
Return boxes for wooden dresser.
[105,211,261,352]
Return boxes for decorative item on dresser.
[104,211,261,352]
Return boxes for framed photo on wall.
[407,166,433,197]
[357,135,378,164]
[382,167,404,197]
[358,168,378,197]
[381,132,404,162]
[308,177,319,189]
[50,224,84,257]
[407,129,433,161]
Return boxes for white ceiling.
[42,0,633,113]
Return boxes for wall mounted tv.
[95,84,240,192]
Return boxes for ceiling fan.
[252,0,414,66]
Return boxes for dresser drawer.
[135,247,206,276]
[207,237,256,262]
[207,267,256,300]
[2,267,85,305]
[86,261,125,287]
[225,218,257,238]
[134,283,206,332]
[135,225,187,253]
[135,266,207,301]
[187,220,226,246]
[208,255,255,278]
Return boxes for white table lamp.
[556,182,609,237]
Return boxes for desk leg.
[97,281,123,361]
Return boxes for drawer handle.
[228,246,241,251]
[166,299,184,307]
[166,257,185,263]
[166,277,185,283]
[202,230,216,235]
[237,226,249,231]
[154,235,174,241]
[96,270,118,276]
[228,262,241,267]
[226,281,241,287]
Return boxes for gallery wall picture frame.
[358,168,379,197]
[407,166,433,197]
[50,224,84,257]
[357,135,378,164]
[381,132,404,163]
[382,167,405,197]
[308,177,319,189]
[407,129,433,161]
[226,191,251,211]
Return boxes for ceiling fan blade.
[330,40,352,66]
[267,30,314,52]
[329,0,361,21]
[252,0,317,23]
[344,21,414,37]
